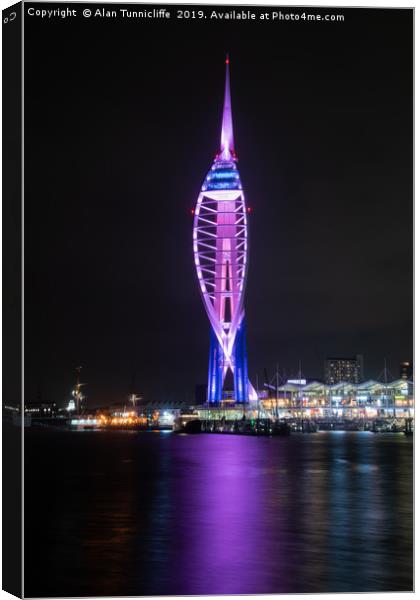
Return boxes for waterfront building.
[400,361,413,380]
[193,56,256,404]
[324,354,364,384]
[24,401,57,416]
[261,378,413,419]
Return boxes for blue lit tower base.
[207,319,249,404]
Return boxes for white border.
[0,2,415,600]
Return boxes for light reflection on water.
[25,430,412,596]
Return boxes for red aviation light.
[190,208,195,216]
[247,207,252,214]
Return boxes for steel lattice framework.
[193,57,257,403]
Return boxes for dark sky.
[24,4,413,406]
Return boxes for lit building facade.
[261,378,414,419]
[193,57,256,403]
[324,354,364,384]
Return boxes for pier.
[176,415,414,435]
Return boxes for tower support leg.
[233,318,249,403]
[207,328,223,403]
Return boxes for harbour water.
[25,430,413,596]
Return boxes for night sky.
[24,4,413,406]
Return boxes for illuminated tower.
[193,56,256,403]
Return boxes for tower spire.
[220,53,235,160]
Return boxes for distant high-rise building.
[400,361,413,380]
[195,384,208,405]
[324,354,364,385]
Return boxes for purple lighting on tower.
[193,56,257,403]
[220,54,235,161]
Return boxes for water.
[24,430,413,597]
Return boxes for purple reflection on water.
[168,435,290,594]
[25,430,413,597]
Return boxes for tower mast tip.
[220,53,235,159]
